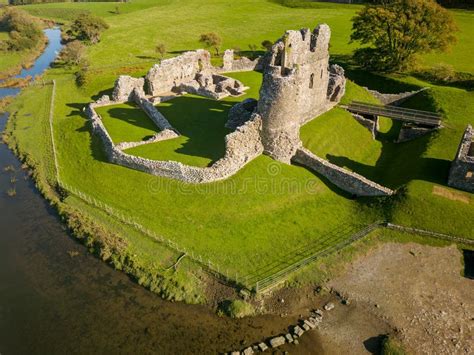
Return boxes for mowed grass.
[6,0,474,290]
[21,0,474,74]
[97,102,159,143]
[37,71,376,282]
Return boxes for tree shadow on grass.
[66,102,87,119]
[91,87,114,101]
[309,57,452,194]
[292,160,355,199]
[331,54,421,93]
[156,95,235,164]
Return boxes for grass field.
[4,0,474,298]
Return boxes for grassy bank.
[4,0,474,302]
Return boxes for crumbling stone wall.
[112,75,145,102]
[178,72,247,100]
[146,50,212,96]
[221,49,263,72]
[448,125,474,193]
[351,113,379,140]
[86,102,263,183]
[131,89,176,131]
[226,98,258,130]
[397,124,437,143]
[293,148,394,197]
[365,87,428,106]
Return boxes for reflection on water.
[0,28,292,354]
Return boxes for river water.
[0,28,297,354]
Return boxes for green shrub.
[57,40,86,67]
[414,64,474,90]
[67,13,109,44]
[218,300,255,318]
[381,335,406,355]
[75,62,89,87]
[0,8,42,51]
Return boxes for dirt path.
[327,242,473,354]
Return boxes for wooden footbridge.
[342,101,442,127]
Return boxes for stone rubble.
[227,310,326,354]
[324,302,335,311]
[269,336,286,348]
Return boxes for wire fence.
[43,79,474,295]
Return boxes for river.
[0,28,299,355]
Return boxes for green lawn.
[44,72,378,286]
[5,0,474,297]
[97,102,160,143]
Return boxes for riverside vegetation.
[2,0,473,307]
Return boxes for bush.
[0,8,42,51]
[414,64,474,90]
[57,40,86,67]
[381,335,406,355]
[199,32,222,56]
[75,62,89,87]
[67,13,109,44]
[261,40,273,51]
[218,299,255,318]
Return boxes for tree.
[0,8,42,51]
[57,40,86,67]
[350,0,457,71]
[261,40,273,51]
[199,32,222,56]
[248,44,258,56]
[67,13,109,44]
[155,42,167,60]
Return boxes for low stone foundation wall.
[132,91,176,132]
[86,103,264,183]
[397,124,437,143]
[365,87,428,106]
[293,148,394,197]
[116,129,179,150]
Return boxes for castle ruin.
[86,24,394,197]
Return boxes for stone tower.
[258,24,334,163]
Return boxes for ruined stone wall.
[132,90,176,131]
[365,87,428,106]
[448,125,474,193]
[112,76,145,102]
[145,50,212,96]
[351,113,379,139]
[221,49,263,72]
[258,24,333,163]
[293,148,394,197]
[397,124,437,143]
[115,129,179,150]
[86,104,263,183]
